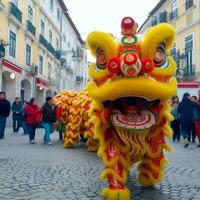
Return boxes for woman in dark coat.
[178,93,200,147]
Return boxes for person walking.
[0,92,11,139]
[171,96,180,142]
[12,97,24,133]
[178,93,200,148]
[24,98,41,144]
[42,97,57,145]
[192,93,200,147]
[20,100,28,135]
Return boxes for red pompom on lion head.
[121,17,138,36]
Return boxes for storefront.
[177,82,199,99]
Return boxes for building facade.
[139,0,200,98]
[0,0,87,108]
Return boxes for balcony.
[39,35,48,49]
[47,43,55,56]
[26,20,36,36]
[183,65,195,77]
[169,9,178,21]
[186,0,193,10]
[55,51,61,60]
[9,2,22,23]
[76,76,83,82]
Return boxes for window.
[50,0,53,12]
[186,0,193,10]
[40,20,45,36]
[170,0,178,20]
[170,43,176,56]
[56,38,59,50]
[170,42,179,69]
[26,44,31,66]
[39,55,43,74]
[171,0,177,12]
[159,11,167,23]
[63,34,66,42]
[28,5,33,23]
[49,30,52,45]
[184,34,194,75]
[48,62,51,79]
[9,31,16,58]
[151,19,157,26]
[57,8,60,21]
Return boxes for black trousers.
[181,123,196,142]
[171,119,180,141]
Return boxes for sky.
[64,0,160,61]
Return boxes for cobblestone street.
[0,127,200,200]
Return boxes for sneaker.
[197,143,200,148]
[30,140,35,144]
[0,136,4,140]
[47,141,52,145]
[184,139,189,148]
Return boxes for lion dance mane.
[54,17,177,200]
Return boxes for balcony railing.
[55,51,61,60]
[27,20,36,36]
[39,35,56,57]
[47,43,55,56]
[169,9,178,21]
[183,65,195,77]
[39,35,48,49]
[10,2,22,23]
[76,76,83,82]
[186,0,193,10]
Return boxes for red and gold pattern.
[53,90,98,152]
[86,17,177,200]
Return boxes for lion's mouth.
[103,97,160,130]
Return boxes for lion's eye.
[96,47,107,70]
[153,44,169,68]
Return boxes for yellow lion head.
[87,23,177,138]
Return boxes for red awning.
[178,82,199,88]
[2,59,22,74]
[36,78,49,88]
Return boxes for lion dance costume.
[55,17,177,200]
[54,89,98,152]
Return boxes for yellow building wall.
[165,0,200,76]
[0,12,8,43]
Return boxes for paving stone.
[0,128,200,200]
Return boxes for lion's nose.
[121,53,141,77]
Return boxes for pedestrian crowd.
[0,91,59,145]
[171,91,200,148]
[1,90,200,149]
